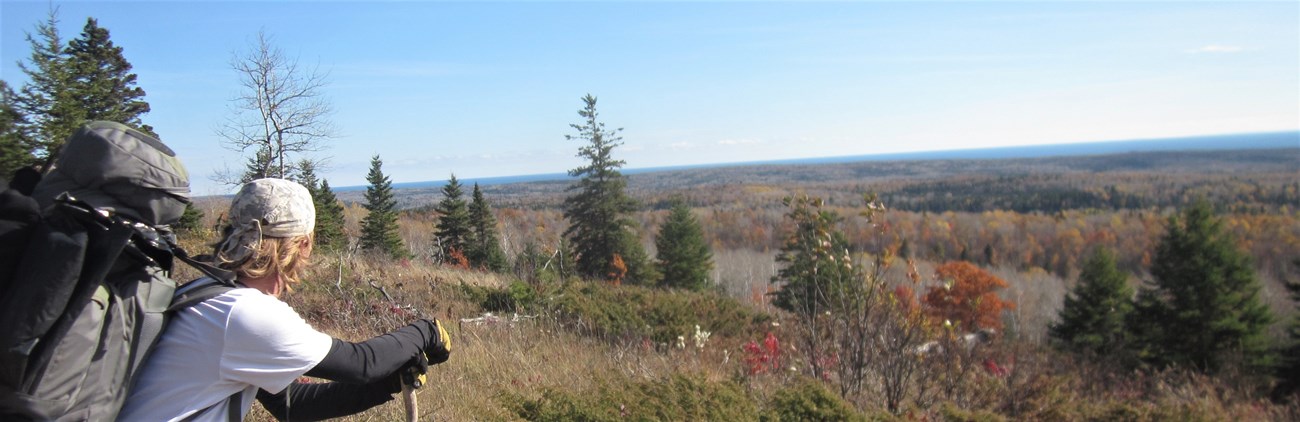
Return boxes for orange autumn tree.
[922,261,1015,331]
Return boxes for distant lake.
[334,130,1298,192]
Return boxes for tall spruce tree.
[654,199,713,291]
[359,155,407,258]
[16,8,83,169]
[174,203,205,234]
[467,183,509,272]
[0,81,36,177]
[1049,247,1133,358]
[296,160,347,250]
[65,18,152,136]
[1273,259,1300,400]
[771,195,859,316]
[561,94,655,284]
[313,179,348,251]
[434,174,472,263]
[1128,200,1273,373]
[15,10,154,169]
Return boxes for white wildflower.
[693,325,711,349]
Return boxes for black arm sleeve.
[255,379,399,422]
[304,320,434,384]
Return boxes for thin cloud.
[669,142,696,150]
[718,138,761,146]
[1186,44,1245,54]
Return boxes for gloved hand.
[423,318,452,365]
[401,353,429,388]
[382,354,428,394]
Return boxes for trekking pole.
[369,279,427,422]
[395,358,426,420]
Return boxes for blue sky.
[3,1,1297,195]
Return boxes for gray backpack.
[0,121,231,421]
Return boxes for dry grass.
[243,253,742,421]
[176,198,1297,421]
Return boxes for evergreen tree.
[0,81,36,178]
[561,94,655,284]
[654,199,713,291]
[359,155,407,258]
[1128,200,1273,373]
[174,202,204,234]
[1049,247,1133,358]
[467,183,509,272]
[770,195,860,317]
[64,18,152,136]
[14,10,154,169]
[16,8,83,169]
[1273,259,1300,400]
[295,160,346,250]
[434,174,472,263]
[313,179,348,251]
[241,145,273,183]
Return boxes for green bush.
[937,403,1007,422]
[546,282,770,344]
[760,378,866,422]
[461,280,540,313]
[504,374,758,421]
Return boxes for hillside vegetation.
[182,147,1300,420]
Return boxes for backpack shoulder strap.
[167,279,237,313]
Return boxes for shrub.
[546,282,770,344]
[459,279,539,313]
[760,378,866,422]
[504,374,758,421]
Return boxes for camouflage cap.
[229,178,316,237]
[215,178,315,266]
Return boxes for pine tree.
[1128,200,1273,373]
[654,199,713,291]
[359,155,407,259]
[771,195,860,316]
[467,183,509,272]
[16,8,83,169]
[174,202,205,234]
[64,18,152,136]
[434,174,472,263]
[0,81,36,178]
[14,10,155,169]
[1049,247,1133,358]
[241,145,273,183]
[561,94,656,284]
[296,160,346,250]
[313,179,348,251]
[1272,259,1300,400]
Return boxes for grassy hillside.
[178,147,1300,420]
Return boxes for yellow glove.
[425,319,451,364]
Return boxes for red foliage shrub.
[744,332,783,375]
[922,261,1016,330]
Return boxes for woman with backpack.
[121,178,451,421]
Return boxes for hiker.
[120,178,451,421]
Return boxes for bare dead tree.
[215,29,335,185]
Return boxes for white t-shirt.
[119,282,332,422]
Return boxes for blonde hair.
[214,230,314,291]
